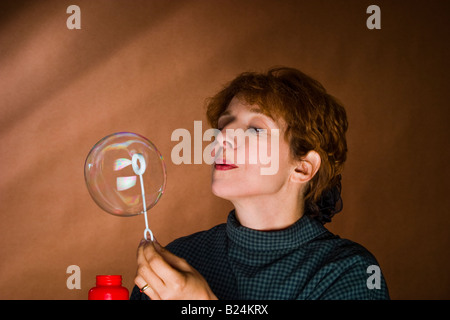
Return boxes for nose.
[212,129,235,161]
[215,129,234,150]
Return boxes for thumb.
[154,240,191,272]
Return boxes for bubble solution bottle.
[88,275,129,300]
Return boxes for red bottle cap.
[96,275,122,286]
[89,275,129,300]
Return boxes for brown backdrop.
[0,0,449,300]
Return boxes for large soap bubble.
[84,132,166,240]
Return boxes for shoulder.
[322,233,380,267]
[306,231,390,300]
[303,220,382,274]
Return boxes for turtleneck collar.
[226,209,328,251]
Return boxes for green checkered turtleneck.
[131,210,389,300]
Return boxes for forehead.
[220,96,267,117]
[219,96,287,129]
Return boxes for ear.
[291,150,321,183]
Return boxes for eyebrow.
[219,107,265,118]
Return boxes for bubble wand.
[131,153,153,241]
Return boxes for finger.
[137,239,152,264]
[153,240,192,272]
[137,243,166,291]
[134,274,161,300]
[137,238,151,258]
[142,240,181,281]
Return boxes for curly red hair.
[206,67,348,223]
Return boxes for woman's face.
[211,96,296,201]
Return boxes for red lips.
[214,163,238,170]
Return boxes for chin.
[211,183,234,200]
[211,181,265,201]
[211,180,243,199]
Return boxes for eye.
[248,127,265,134]
[217,115,234,132]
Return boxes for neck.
[231,188,304,231]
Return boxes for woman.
[131,67,389,300]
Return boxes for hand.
[134,239,218,300]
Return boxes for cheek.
[236,136,267,165]
[210,135,293,198]
[211,165,288,199]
